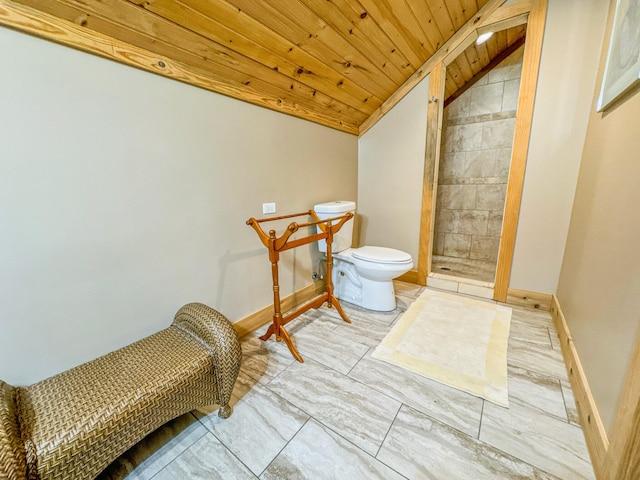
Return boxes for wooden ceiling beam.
[0,0,362,133]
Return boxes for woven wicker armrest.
[172,303,242,418]
[1,303,242,480]
[0,381,26,480]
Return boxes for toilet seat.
[352,246,412,264]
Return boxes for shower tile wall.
[434,47,524,268]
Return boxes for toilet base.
[332,260,398,312]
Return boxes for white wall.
[0,27,357,385]
[357,77,429,263]
[509,0,609,293]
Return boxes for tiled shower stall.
[432,47,524,283]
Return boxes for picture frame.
[597,0,640,111]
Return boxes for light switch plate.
[262,202,276,214]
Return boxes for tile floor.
[98,282,595,480]
[431,255,497,283]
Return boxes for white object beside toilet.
[314,201,413,311]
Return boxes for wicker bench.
[0,303,242,480]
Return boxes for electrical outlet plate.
[262,202,276,214]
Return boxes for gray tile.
[469,82,504,116]
[435,207,456,233]
[285,317,369,374]
[438,184,477,210]
[487,211,503,236]
[333,313,397,348]
[97,413,206,480]
[393,280,423,298]
[261,419,404,480]
[508,335,568,381]
[464,149,497,178]
[447,123,484,153]
[495,148,512,178]
[470,236,500,262]
[549,327,562,351]
[239,334,296,385]
[349,351,483,437]
[562,380,581,426]
[198,382,308,475]
[510,318,553,349]
[378,404,558,480]
[508,365,567,421]
[431,255,497,284]
[480,401,595,480]
[502,78,521,112]
[456,210,489,236]
[508,305,555,328]
[267,359,401,456]
[153,433,257,479]
[317,302,400,326]
[444,233,472,258]
[393,293,416,312]
[476,184,507,211]
[488,49,524,83]
[474,73,489,86]
[481,118,516,150]
[434,231,445,255]
[440,151,467,179]
[447,89,471,119]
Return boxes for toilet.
[314,201,413,311]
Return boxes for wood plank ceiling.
[5,0,526,134]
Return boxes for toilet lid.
[352,246,412,263]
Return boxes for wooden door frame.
[416,0,548,302]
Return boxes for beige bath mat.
[372,288,511,406]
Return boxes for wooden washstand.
[246,210,353,362]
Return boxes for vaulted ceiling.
[1,0,528,134]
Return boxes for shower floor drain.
[439,266,452,271]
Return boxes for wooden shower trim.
[415,0,548,302]
[246,210,353,362]
[493,0,547,302]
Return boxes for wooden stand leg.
[278,327,304,363]
[324,226,350,324]
[330,294,351,324]
[259,233,304,362]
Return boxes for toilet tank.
[314,201,356,253]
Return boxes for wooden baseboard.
[506,287,552,311]
[397,269,420,285]
[232,280,326,338]
[551,295,609,478]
